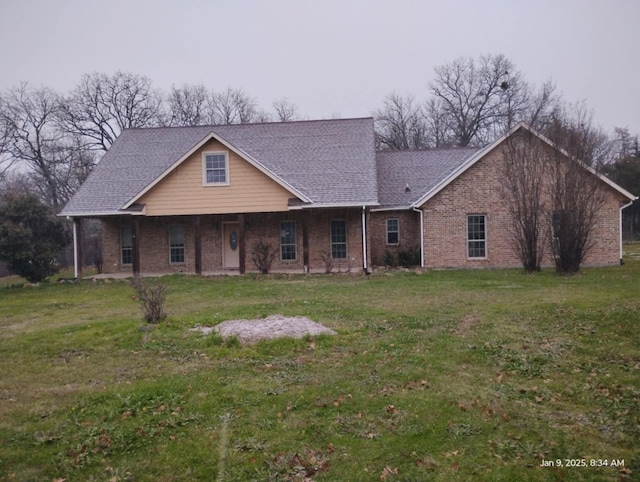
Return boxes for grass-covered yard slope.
[1,246,639,481]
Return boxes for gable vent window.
[203,152,229,185]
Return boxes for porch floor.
[86,267,357,279]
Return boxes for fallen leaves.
[379,465,398,480]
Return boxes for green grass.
[1,253,639,481]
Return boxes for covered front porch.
[70,208,372,278]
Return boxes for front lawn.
[1,258,638,481]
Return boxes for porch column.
[302,214,310,273]
[132,218,140,276]
[361,206,368,272]
[238,214,246,275]
[73,218,82,279]
[194,215,202,275]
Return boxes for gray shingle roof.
[60,118,378,216]
[375,147,481,208]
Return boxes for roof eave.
[58,211,137,218]
[370,205,413,212]
[289,201,379,210]
[411,122,638,208]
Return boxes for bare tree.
[60,71,163,151]
[544,101,613,166]
[272,97,299,122]
[501,123,609,274]
[165,84,210,126]
[374,93,429,150]
[500,129,548,272]
[1,84,79,210]
[424,97,455,147]
[546,148,606,273]
[0,96,15,181]
[210,88,259,125]
[428,54,513,146]
[0,84,96,210]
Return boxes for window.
[331,220,347,259]
[551,210,572,257]
[169,224,185,264]
[386,218,399,245]
[121,225,133,265]
[467,215,486,258]
[203,152,229,185]
[280,221,297,261]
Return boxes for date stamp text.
[540,459,625,468]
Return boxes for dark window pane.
[280,221,296,260]
[331,220,347,259]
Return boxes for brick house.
[60,118,636,277]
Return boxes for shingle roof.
[375,147,481,208]
[60,117,378,216]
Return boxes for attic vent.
[405,183,411,192]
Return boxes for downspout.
[620,200,635,263]
[361,206,368,272]
[71,217,79,279]
[412,207,425,268]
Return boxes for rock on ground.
[190,315,337,344]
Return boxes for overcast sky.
[1,0,638,136]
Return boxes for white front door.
[223,223,240,269]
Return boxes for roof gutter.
[361,206,368,273]
[413,207,425,268]
[289,202,379,210]
[620,199,637,262]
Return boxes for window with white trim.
[280,221,297,261]
[467,215,486,258]
[121,225,133,265]
[331,220,347,259]
[169,224,185,264]
[203,152,229,185]
[386,218,399,245]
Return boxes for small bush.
[251,239,277,274]
[397,246,421,268]
[383,250,397,267]
[319,250,333,274]
[131,277,167,323]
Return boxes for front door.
[223,223,240,269]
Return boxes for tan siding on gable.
[139,140,294,215]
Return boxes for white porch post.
[72,218,78,278]
[413,207,425,268]
[361,206,368,272]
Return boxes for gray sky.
[1,0,638,135]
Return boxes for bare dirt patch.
[454,314,482,336]
[190,315,337,344]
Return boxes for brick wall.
[419,144,625,269]
[369,210,421,265]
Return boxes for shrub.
[397,246,421,268]
[319,250,334,274]
[383,250,397,267]
[251,239,277,274]
[131,277,167,323]
[0,193,70,283]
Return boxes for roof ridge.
[377,146,481,154]
[124,116,374,132]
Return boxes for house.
[60,118,636,277]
